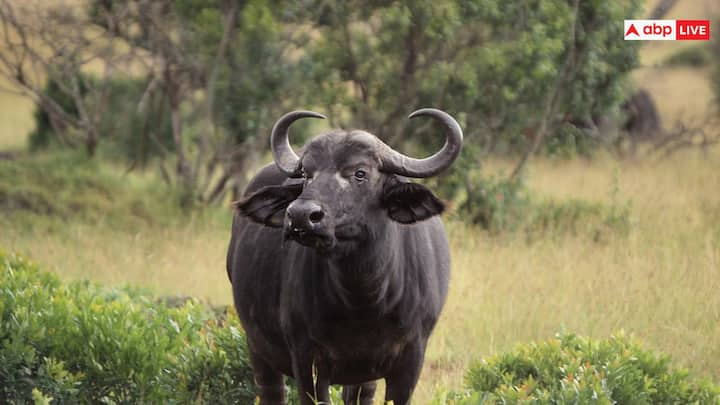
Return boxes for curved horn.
[270,110,326,177]
[380,108,463,178]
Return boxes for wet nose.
[286,199,326,230]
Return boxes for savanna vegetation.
[1,0,719,403]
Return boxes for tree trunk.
[85,128,98,157]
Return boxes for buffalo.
[227,108,463,404]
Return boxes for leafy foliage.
[24,0,643,205]
[214,0,302,146]
[434,333,720,404]
[298,0,640,154]
[0,252,256,403]
[98,77,175,165]
[28,79,82,151]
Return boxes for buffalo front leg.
[291,352,330,405]
[342,381,377,405]
[249,349,286,405]
[384,342,425,405]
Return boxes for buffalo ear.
[234,183,303,227]
[382,177,445,224]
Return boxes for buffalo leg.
[384,343,425,405]
[249,350,286,405]
[291,352,330,405]
[342,381,377,405]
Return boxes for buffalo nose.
[286,200,326,230]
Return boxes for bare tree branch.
[0,0,121,155]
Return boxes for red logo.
[625,19,710,41]
[625,24,639,37]
[676,20,710,40]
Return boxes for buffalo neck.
[321,221,406,316]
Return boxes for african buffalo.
[227,108,463,404]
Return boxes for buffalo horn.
[270,110,326,177]
[379,108,463,178]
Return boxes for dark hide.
[227,130,451,405]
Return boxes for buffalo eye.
[354,169,367,181]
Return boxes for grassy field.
[416,149,720,401]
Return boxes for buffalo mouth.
[284,227,336,250]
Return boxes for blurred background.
[0,0,718,403]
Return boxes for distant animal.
[227,108,463,405]
[621,88,661,138]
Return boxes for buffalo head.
[237,108,463,254]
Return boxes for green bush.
[0,252,256,403]
[434,333,720,404]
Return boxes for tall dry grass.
[415,149,720,402]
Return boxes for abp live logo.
[624,20,710,40]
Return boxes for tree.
[0,0,133,156]
[297,0,641,162]
[88,0,300,205]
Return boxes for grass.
[0,74,35,151]
[411,148,720,402]
[0,151,233,303]
[1,146,719,404]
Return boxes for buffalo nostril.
[308,210,324,224]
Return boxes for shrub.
[0,252,256,403]
[434,333,720,404]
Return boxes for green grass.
[0,151,171,223]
